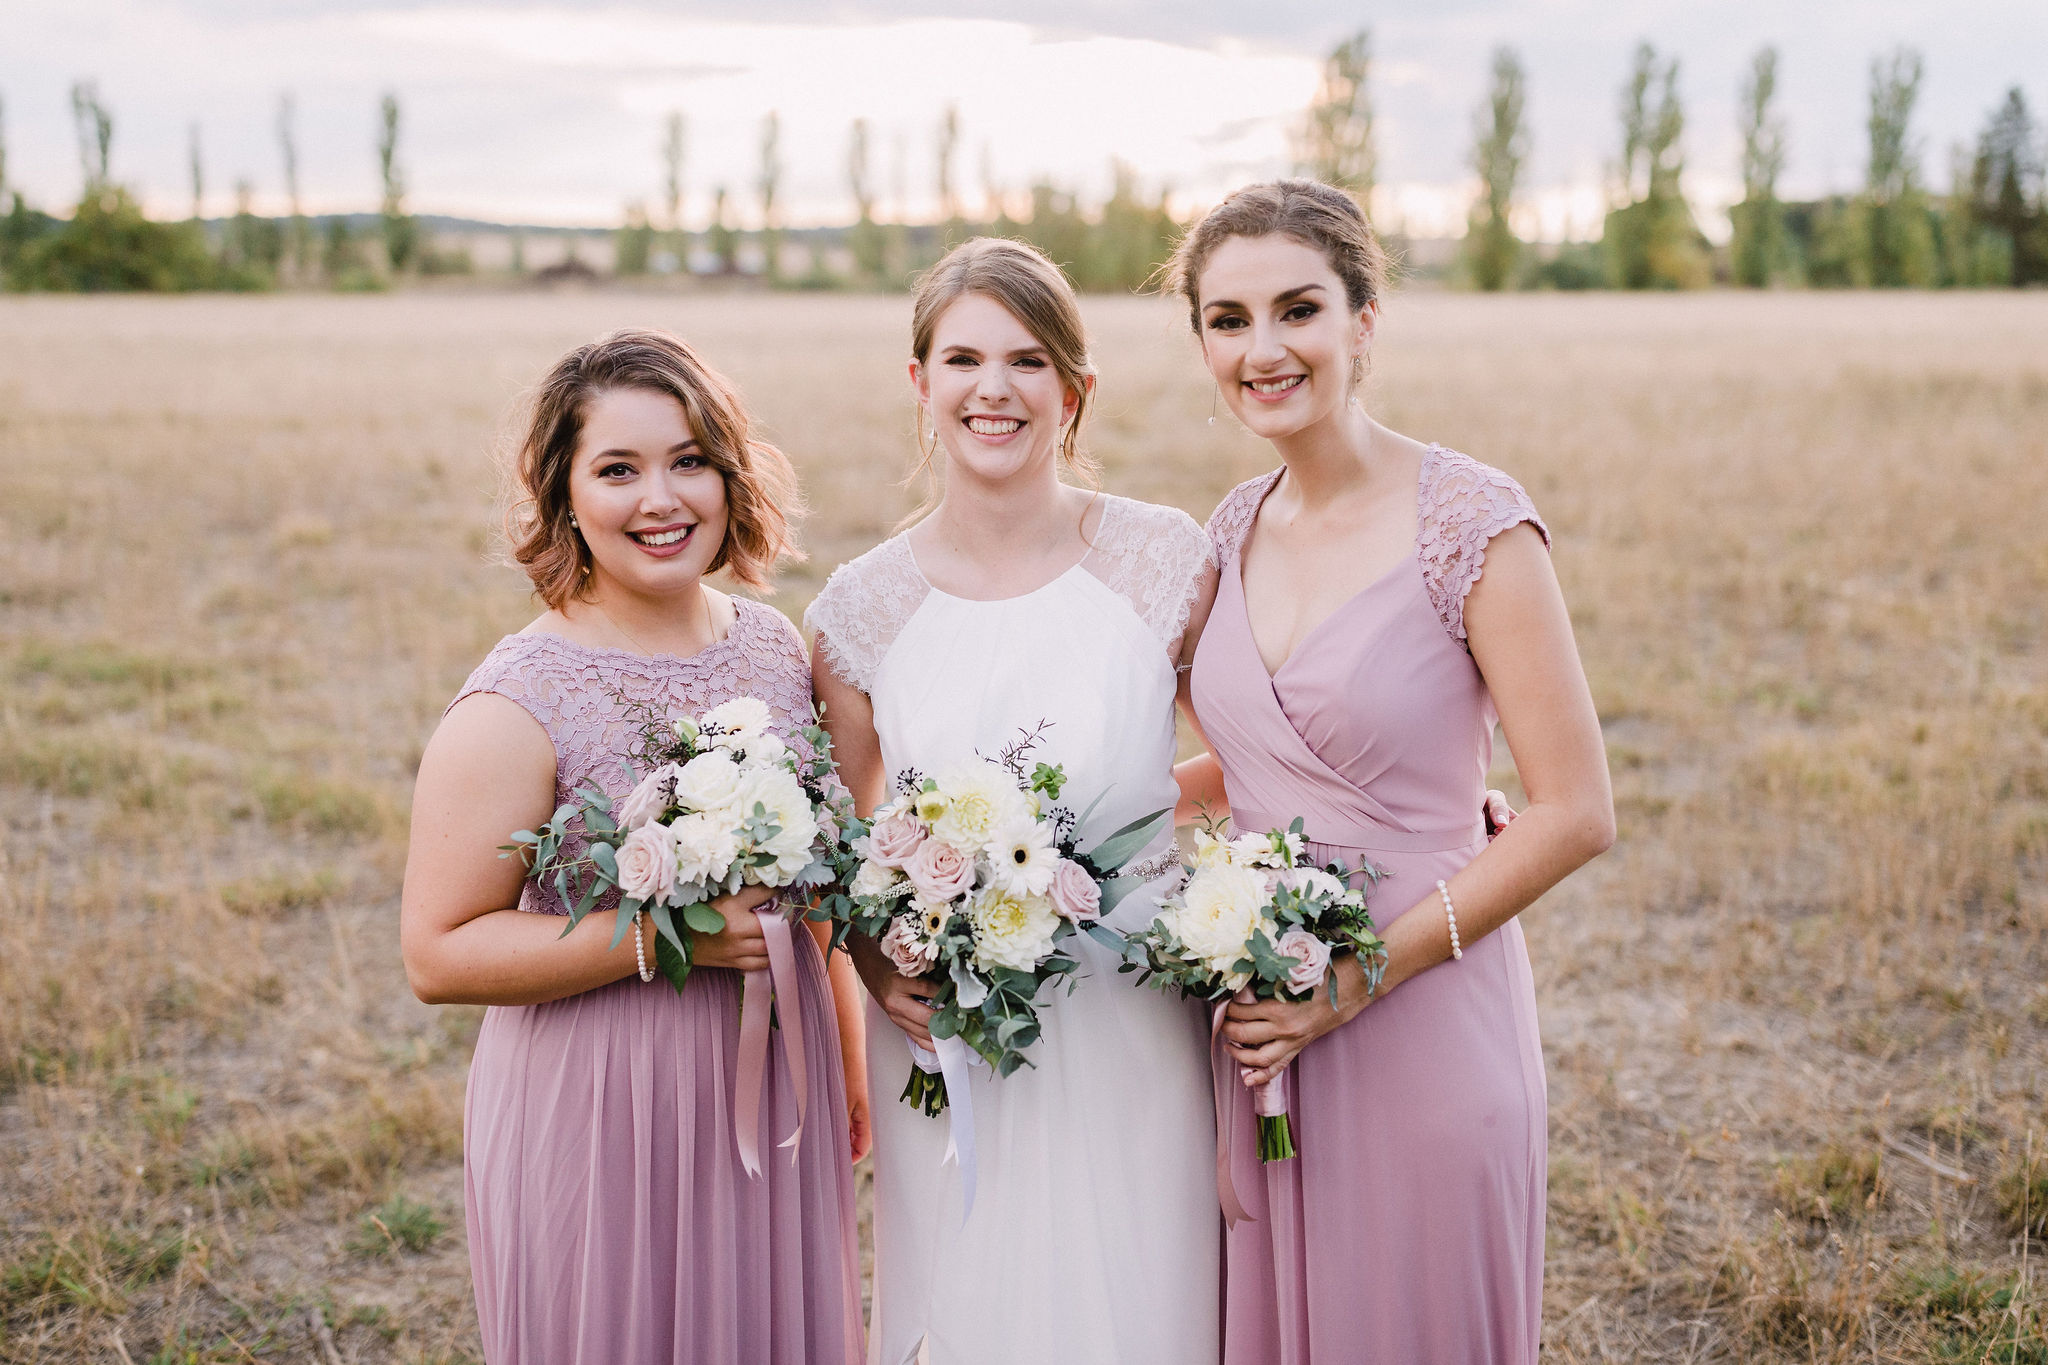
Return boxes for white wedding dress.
[806,493,1220,1365]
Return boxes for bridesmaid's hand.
[1221,956,1372,1087]
[848,1087,873,1163]
[689,885,777,972]
[1484,789,1518,839]
[848,933,937,1049]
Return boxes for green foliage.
[378,92,416,273]
[614,203,653,276]
[1298,30,1376,202]
[1530,241,1605,290]
[252,770,387,836]
[709,186,738,275]
[1998,1142,2048,1239]
[1889,1266,2048,1365]
[348,1194,446,1259]
[1858,48,1938,287]
[1605,43,1708,289]
[0,1227,187,1316]
[6,187,216,292]
[1732,47,1792,287]
[1774,1140,1883,1220]
[1465,46,1528,291]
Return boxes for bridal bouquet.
[503,694,856,992]
[1121,819,1387,1162]
[840,728,1167,1117]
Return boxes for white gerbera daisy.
[986,816,1059,896]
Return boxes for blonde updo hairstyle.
[907,238,1101,499]
[506,328,802,608]
[1163,179,1392,386]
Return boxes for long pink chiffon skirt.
[464,933,863,1365]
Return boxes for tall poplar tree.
[1731,48,1790,286]
[757,110,781,282]
[377,92,417,272]
[1298,31,1375,205]
[1465,47,1528,291]
[1858,48,1936,286]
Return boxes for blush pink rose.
[1276,927,1332,995]
[879,916,937,977]
[904,839,975,903]
[867,811,927,869]
[615,821,679,903]
[1048,858,1102,922]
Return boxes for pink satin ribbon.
[1210,1000,1256,1227]
[734,902,809,1179]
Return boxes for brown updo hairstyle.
[1163,179,1392,342]
[908,238,1100,493]
[506,328,802,608]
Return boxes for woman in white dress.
[807,238,1220,1365]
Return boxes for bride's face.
[912,292,1079,487]
[1196,233,1373,442]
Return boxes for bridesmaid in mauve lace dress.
[400,330,866,1365]
[1167,183,1615,1364]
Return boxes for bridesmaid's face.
[1195,234,1374,441]
[911,292,1080,486]
[567,386,730,597]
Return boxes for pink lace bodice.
[447,598,814,915]
[1204,444,1548,649]
[804,493,1216,694]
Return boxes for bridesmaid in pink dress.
[1168,182,1616,1364]
[400,331,866,1364]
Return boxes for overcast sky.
[4,0,2043,239]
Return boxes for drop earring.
[569,512,579,528]
[1207,387,1218,427]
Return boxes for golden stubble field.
[0,286,2043,1363]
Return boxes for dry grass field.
[0,285,2043,1363]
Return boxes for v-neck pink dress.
[1191,445,1551,1365]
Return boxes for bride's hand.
[848,933,936,1049]
[689,885,777,972]
[1221,956,1370,1087]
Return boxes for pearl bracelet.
[632,909,656,983]
[1436,879,1463,961]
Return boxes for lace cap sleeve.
[802,536,929,694]
[1204,471,1281,567]
[1082,496,1217,658]
[1416,445,1550,646]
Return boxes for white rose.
[851,859,910,901]
[702,696,774,746]
[615,821,680,903]
[1173,864,1271,976]
[615,763,680,832]
[967,884,1060,973]
[733,766,818,880]
[930,760,1029,856]
[670,810,741,887]
[673,750,742,812]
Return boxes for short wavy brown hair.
[505,329,803,608]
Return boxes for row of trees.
[0,85,432,290]
[1449,36,2048,289]
[610,106,1178,292]
[5,40,2045,293]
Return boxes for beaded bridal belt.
[1122,845,1186,885]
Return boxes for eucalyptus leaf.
[682,900,727,935]
[1085,806,1173,872]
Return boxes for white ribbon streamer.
[910,1035,980,1222]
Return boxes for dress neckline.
[1236,444,1441,681]
[902,493,1118,605]
[518,597,757,667]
